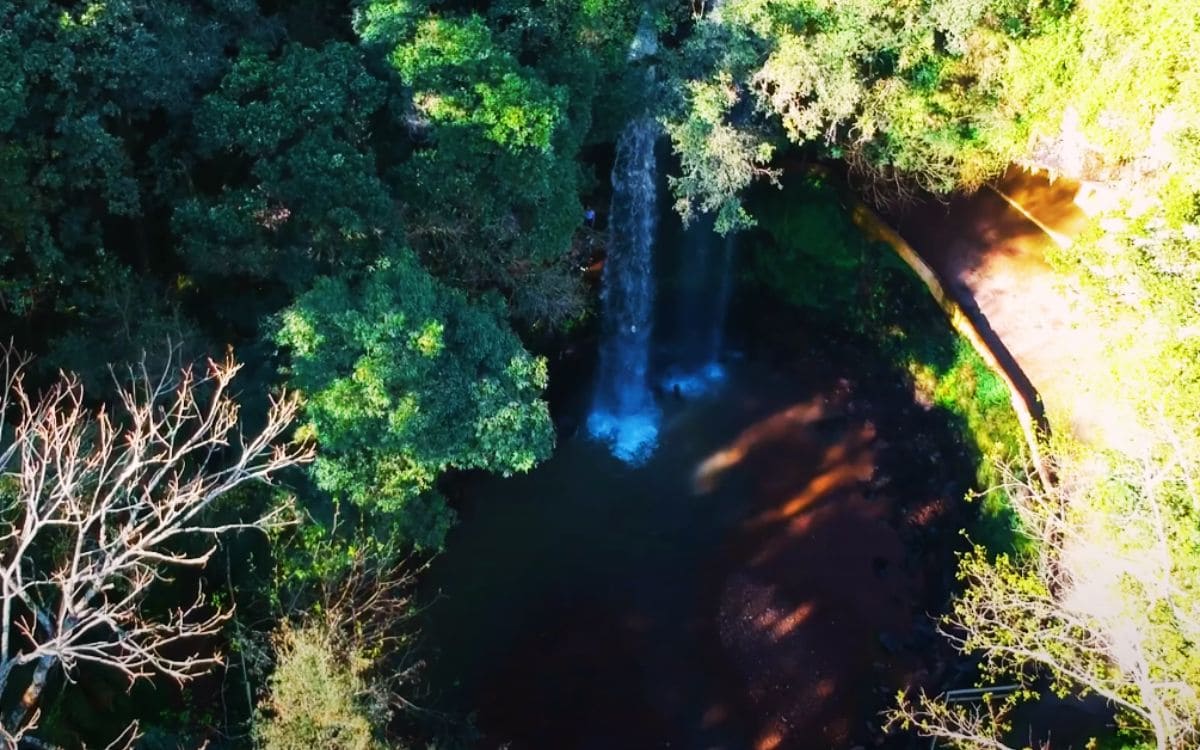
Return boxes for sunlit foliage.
[663,0,1063,228]
[894,429,1200,749]
[664,73,779,232]
[887,5,1200,745]
[255,624,390,750]
[276,252,554,548]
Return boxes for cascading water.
[587,118,661,462]
[659,218,736,397]
[707,231,735,363]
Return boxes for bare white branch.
[892,431,1200,750]
[0,346,314,734]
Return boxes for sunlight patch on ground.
[755,730,784,750]
[756,461,874,527]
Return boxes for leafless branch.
[902,433,1200,750]
[0,345,314,734]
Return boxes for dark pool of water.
[420,344,971,750]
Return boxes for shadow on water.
[420,333,978,749]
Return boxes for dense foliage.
[1,0,1198,747]
[662,0,1200,232]
[277,253,553,548]
[663,0,1058,229]
[0,0,643,745]
[255,623,389,750]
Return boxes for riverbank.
[885,171,1133,450]
[749,173,1027,546]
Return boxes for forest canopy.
[0,0,1197,748]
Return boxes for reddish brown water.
[422,345,973,749]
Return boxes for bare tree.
[1,717,140,750]
[315,548,427,712]
[888,432,1200,750]
[0,347,314,741]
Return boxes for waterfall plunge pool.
[420,321,977,749]
[419,125,982,748]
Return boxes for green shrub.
[255,624,391,750]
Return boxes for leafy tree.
[388,14,565,151]
[890,432,1200,750]
[391,125,589,328]
[664,72,780,232]
[0,0,624,744]
[1050,206,1200,443]
[0,0,258,294]
[275,252,554,548]
[178,42,393,288]
[662,0,1071,227]
[255,623,389,750]
[355,0,640,327]
[0,0,264,380]
[1013,0,1200,170]
[257,531,424,750]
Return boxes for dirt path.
[890,168,1127,447]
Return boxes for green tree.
[664,72,780,233]
[0,0,261,379]
[255,623,389,750]
[276,251,554,548]
[355,0,642,327]
[662,0,1072,227]
[891,433,1200,750]
[177,42,393,288]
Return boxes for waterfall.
[659,219,735,397]
[588,118,660,462]
[708,232,735,364]
[627,13,658,61]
